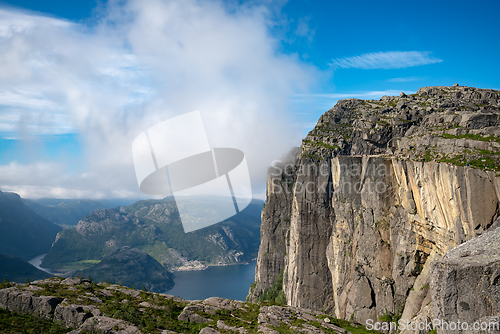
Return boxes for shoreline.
[31,253,257,275]
[173,259,257,272]
[163,261,257,301]
[28,254,58,275]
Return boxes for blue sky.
[0,0,498,199]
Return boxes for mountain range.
[0,190,262,291]
[0,190,61,260]
[41,197,263,272]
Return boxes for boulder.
[431,227,500,333]
[53,301,101,329]
[0,288,62,319]
[80,315,141,333]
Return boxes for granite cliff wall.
[249,86,500,326]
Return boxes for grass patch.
[440,133,500,144]
[438,155,466,166]
[0,308,72,334]
[309,317,381,334]
[303,140,340,150]
[63,260,101,271]
[423,150,434,162]
[270,321,295,334]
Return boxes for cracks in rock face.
[365,274,377,310]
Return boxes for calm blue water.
[165,262,257,301]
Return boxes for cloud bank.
[0,0,316,199]
[330,51,442,70]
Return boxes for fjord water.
[165,261,257,301]
[30,253,257,300]
[29,253,57,275]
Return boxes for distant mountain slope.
[29,197,140,209]
[42,197,262,271]
[23,199,108,227]
[81,246,174,292]
[0,253,52,282]
[0,191,62,260]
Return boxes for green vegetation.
[269,321,296,333]
[289,317,306,327]
[315,315,381,334]
[440,133,500,144]
[267,313,382,334]
[28,279,203,333]
[376,120,390,127]
[0,278,13,289]
[303,139,340,151]
[98,289,197,333]
[438,154,466,166]
[23,199,108,227]
[0,308,72,334]
[429,147,500,171]
[80,247,174,292]
[258,268,286,305]
[374,218,389,230]
[62,260,101,271]
[423,149,434,162]
[16,278,332,334]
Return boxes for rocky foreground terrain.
[0,277,379,333]
[249,85,500,332]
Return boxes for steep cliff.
[249,85,500,325]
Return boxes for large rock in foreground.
[0,277,377,333]
[81,246,174,292]
[431,227,500,333]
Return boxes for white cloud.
[387,76,424,83]
[0,0,316,199]
[329,51,442,70]
[294,16,314,42]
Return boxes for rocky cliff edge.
[249,85,500,330]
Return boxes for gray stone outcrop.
[431,227,500,333]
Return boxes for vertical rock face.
[285,157,334,311]
[431,227,500,333]
[252,156,500,323]
[249,148,299,299]
[249,86,500,325]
